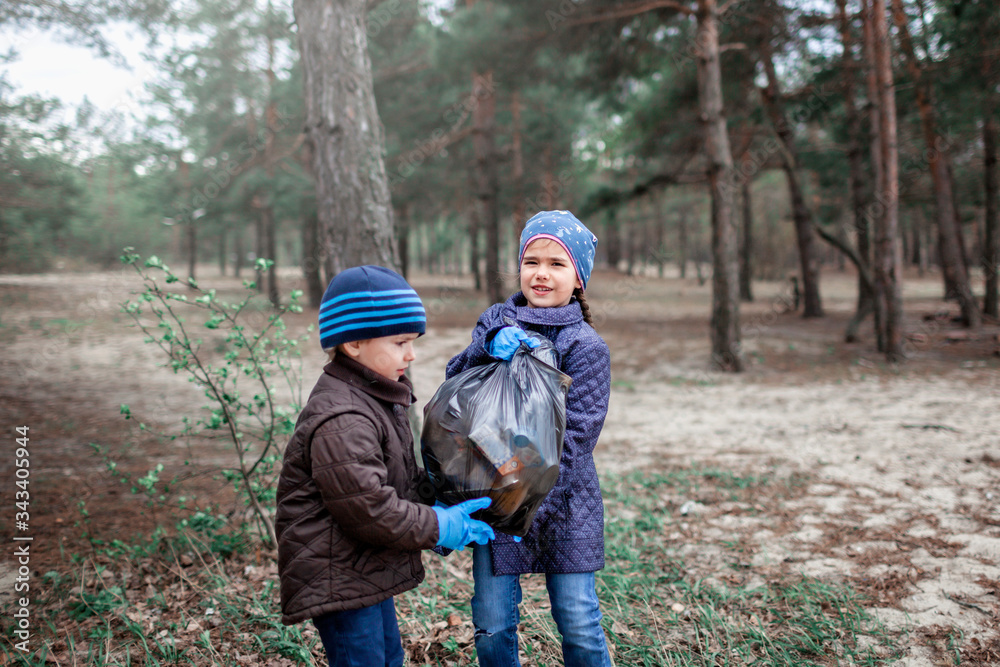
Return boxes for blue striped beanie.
[318,266,426,350]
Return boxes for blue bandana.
[518,210,599,291]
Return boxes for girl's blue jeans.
[312,598,404,667]
[471,544,612,667]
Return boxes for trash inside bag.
[421,331,571,537]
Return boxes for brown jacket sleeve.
[310,412,438,551]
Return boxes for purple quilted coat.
[446,292,611,575]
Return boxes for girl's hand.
[487,326,539,360]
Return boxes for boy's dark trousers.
[312,598,405,667]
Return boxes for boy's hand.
[487,326,539,360]
[433,498,496,551]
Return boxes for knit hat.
[318,266,426,350]
[518,210,599,291]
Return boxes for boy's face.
[520,238,581,308]
[344,333,419,380]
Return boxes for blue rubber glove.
[487,326,539,360]
[432,498,496,551]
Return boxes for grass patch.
[4,466,902,666]
[398,467,901,666]
[595,469,901,666]
[1,527,322,667]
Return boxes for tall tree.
[739,179,754,302]
[890,0,979,327]
[471,69,503,304]
[838,0,875,342]
[984,69,999,319]
[261,2,281,307]
[294,0,398,275]
[696,0,743,371]
[870,0,904,360]
[757,36,824,318]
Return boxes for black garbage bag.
[421,331,572,537]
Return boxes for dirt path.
[1,267,999,664]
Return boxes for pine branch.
[564,0,695,27]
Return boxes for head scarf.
[518,210,599,291]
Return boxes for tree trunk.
[948,160,972,274]
[739,180,753,302]
[254,200,264,293]
[294,0,399,276]
[263,27,280,308]
[234,226,244,279]
[178,159,197,281]
[871,0,905,360]
[916,206,930,276]
[604,208,621,271]
[696,0,742,371]
[467,176,483,291]
[839,0,875,342]
[984,101,999,318]
[263,204,279,306]
[471,71,503,304]
[758,44,823,318]
[511,90,526,262]
[678,205,688,279]
[890,0,979,327]
[626,202,637,276]
[302,210,324,308]
[186,221,197,282]
[861,0,887,349]
[397,204,411,280]
[542,146,561,211]
[218,227,227,276]
[655,194,666,278]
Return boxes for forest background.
[2,0,1000,665]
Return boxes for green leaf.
[204,314,225,329]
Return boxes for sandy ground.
[1,266,999,664]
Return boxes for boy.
[276,265,494,666]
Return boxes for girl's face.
[520,238,581,308]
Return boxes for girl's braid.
[574,287,594,327]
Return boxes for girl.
[446,211,612,667]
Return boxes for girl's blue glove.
[432,498,496,551]
[487,326,539,360]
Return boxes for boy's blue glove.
[432,498,496,551]
[487,326,539,360]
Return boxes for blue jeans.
[471,544,612,667]
[312,598,404,667]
